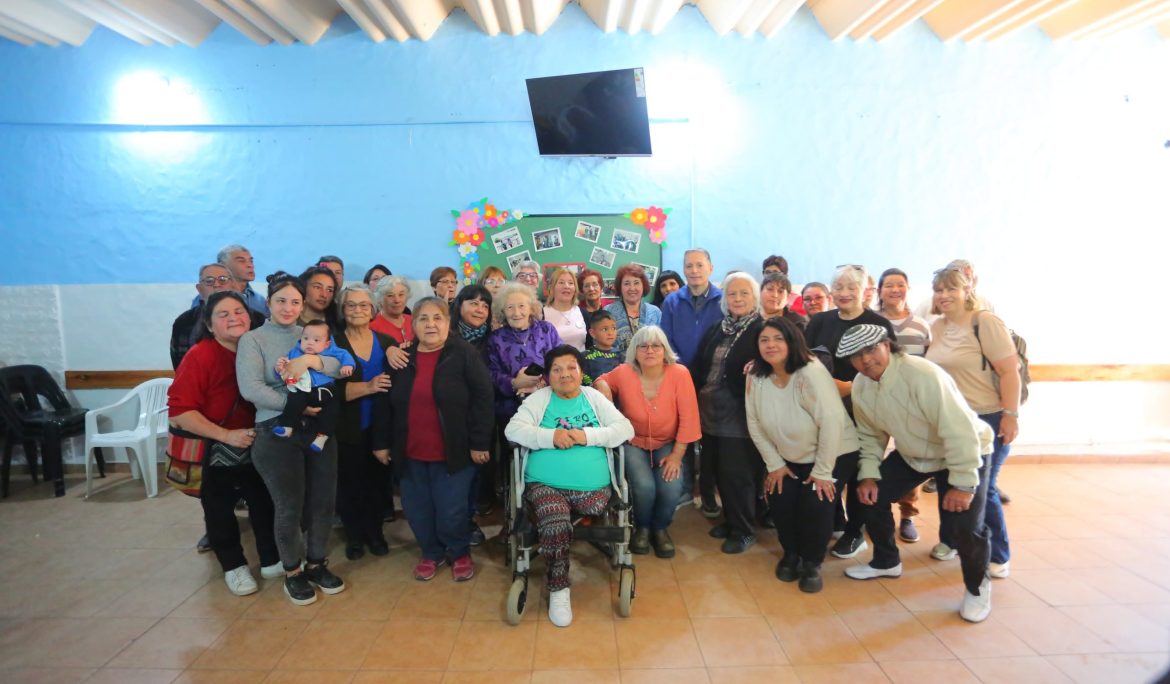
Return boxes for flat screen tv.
[526,67,652,157]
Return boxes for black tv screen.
[526,68,652,157]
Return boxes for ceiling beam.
[922,0,1028,42]
[0,22,36,45]
[461,0,502,35]
[809,0,891,40]
[58,0,155,45]
[189,0,274,45]
[1040,0,1162,39]
[219,0,296,44]
[0,13,63,46]
[578,0,621,32]
[980,0,1077,41]
[375,0,450,41]
[104,0,220,47]
[246,0,341,44]
[734,0,786,36]
[336,0,388,41]
[758,0,806,36]
[871,0,945,40]
[1077,0,1170,37]
[358,0,411,41]
[849,0,917,39]
[695,0,757,35]
[1159,16,1170,34]
[0,0,95,46]
[647,0,686,33]
[523,0,568,35]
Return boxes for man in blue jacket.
[659,248,723,515]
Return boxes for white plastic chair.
[84,377,172,498]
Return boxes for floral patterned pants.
[524,483,611,592]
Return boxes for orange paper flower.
[629,208,649,226]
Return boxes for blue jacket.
[284,338,355,387]
[659,284,723,369]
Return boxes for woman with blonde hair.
[544,267,588,351]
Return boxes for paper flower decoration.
[484,204,497,219]
[469,232,485,246]
[462,261,476,276]
[450,198,521,278]
[451,229,470,245]
[629,208,649,226]
[457,210,480,233]
[627,204,671,246]
[458,243,475,257]
[649,226,667,244]
[645,206,666,228]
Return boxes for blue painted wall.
[1,5,1168,318]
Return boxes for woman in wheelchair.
[505,345,634,627]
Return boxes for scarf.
[720,311,760,347]
[459,319,490,344]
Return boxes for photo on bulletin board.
[507,250,533,274]
[610,228,641,254]
[533,227,563,252]
[603,279,617,298]
[493,227,524,254]
[589,246,617,269]
[574,221,601,243]
[632,262,658,285]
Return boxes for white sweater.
[504,385,634,450]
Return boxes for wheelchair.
[503,444,636,625]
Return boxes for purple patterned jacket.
[486,320,562,419]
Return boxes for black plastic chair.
[0,366,101,498]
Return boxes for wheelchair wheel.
[506,577,528,625]
[617,567,635,618]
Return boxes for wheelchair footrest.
[573,526,628,544]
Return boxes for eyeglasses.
[343,302,372,311]
[516,272,539,281]
[200,275,233,286]
[636,343,665,352]
[483,278,504,286]
[437,278,458,286]
[836,264,864,271]
[803,294,827,302]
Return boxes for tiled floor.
[2,463,1169,683]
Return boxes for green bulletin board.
[477,214,663,297]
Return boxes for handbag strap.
[169,396,242,439]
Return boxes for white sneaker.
[930,543,958,561]
[844,563,902,580]
[224,565,259,596]
[260,562,285,579]
[989,561,1010,578]
[960,576,992,623]
[548,588,573,627]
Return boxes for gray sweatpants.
[251,427,338,570]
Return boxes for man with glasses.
[190,244,268,315]
[836,323,995,623]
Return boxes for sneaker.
[224,565,258,596]
[799,564,824,593]
[923,478,937,494]
[548,587,573,627]
[989,561,1010,579]
[283,572,317,605]
[845,562,903,580]
[452,554,476,582]
[303,561,345,595]
[469,523,486,547]
[651,529,675,559]
[708,523,730,539]
[272,425,293,438]
[831,529,845,541]
[260,562,284,579]
[721,534,756,554]
[630,527,651,555]
[960,576,992,623]
[930,543,958,561]
[700,502,722,519]
[899,518,920,543]
[831,534,868,559]
[775,557,801,583]
[196,534,212,553]
[414,558,446,581]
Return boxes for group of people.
[167,243,1019,627]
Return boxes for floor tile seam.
[87,614,166,671]
[835,607,956,664]
[688,615,789,669]
[193,617,312,670]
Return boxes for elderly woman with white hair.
[593,326,700,558]
[486,282,562,428]
[804,265,896,561]
[370,275,414,345]
[692,272,766,553]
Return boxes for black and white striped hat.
[835,324,890,358]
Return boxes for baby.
[582,310,622,386]
[273,320,355,453]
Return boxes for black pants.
[832,452,864,537]
[337,434,389,546]
[200,463,279,573]
[704,434,763,538]
[866,450,992,595]
[768,460,837,567]
[277,385,340,436]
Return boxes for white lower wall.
[1,283,1167,464]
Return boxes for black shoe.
[368,538,390,556]
[799,564,824,593]
[757,513,776,529]
[345,541,365,561]
[722,534,756,554]
[997,487,1011,504]
[708,523,730,539]
[303,561,346,595]
[923,478,938,494]
[701,502,722,519]
[831,534,868,559]
[651,529,676,559]
[899,518,920,543]
[284,573,317,606]
[383,506,397,523]
[476,501,494,517]
[196,534,212,553]
[630,528,651,555]
[469,523,486,547]
[775,557,801,582]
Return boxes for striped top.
[884,311,931,357]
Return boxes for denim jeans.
[625,444,688,531]
[399,458,476,561]
[980,412,1012,564]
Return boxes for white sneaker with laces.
[844,563,902,580]
[224,565,259,596]
[960,576,992,623]
[930,543,958,561]
[260,562,285,579]
[548,588,573,627]
[989,561,1010,578]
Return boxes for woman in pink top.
[595,325,700,559]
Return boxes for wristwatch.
[1002,409,1020,418]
